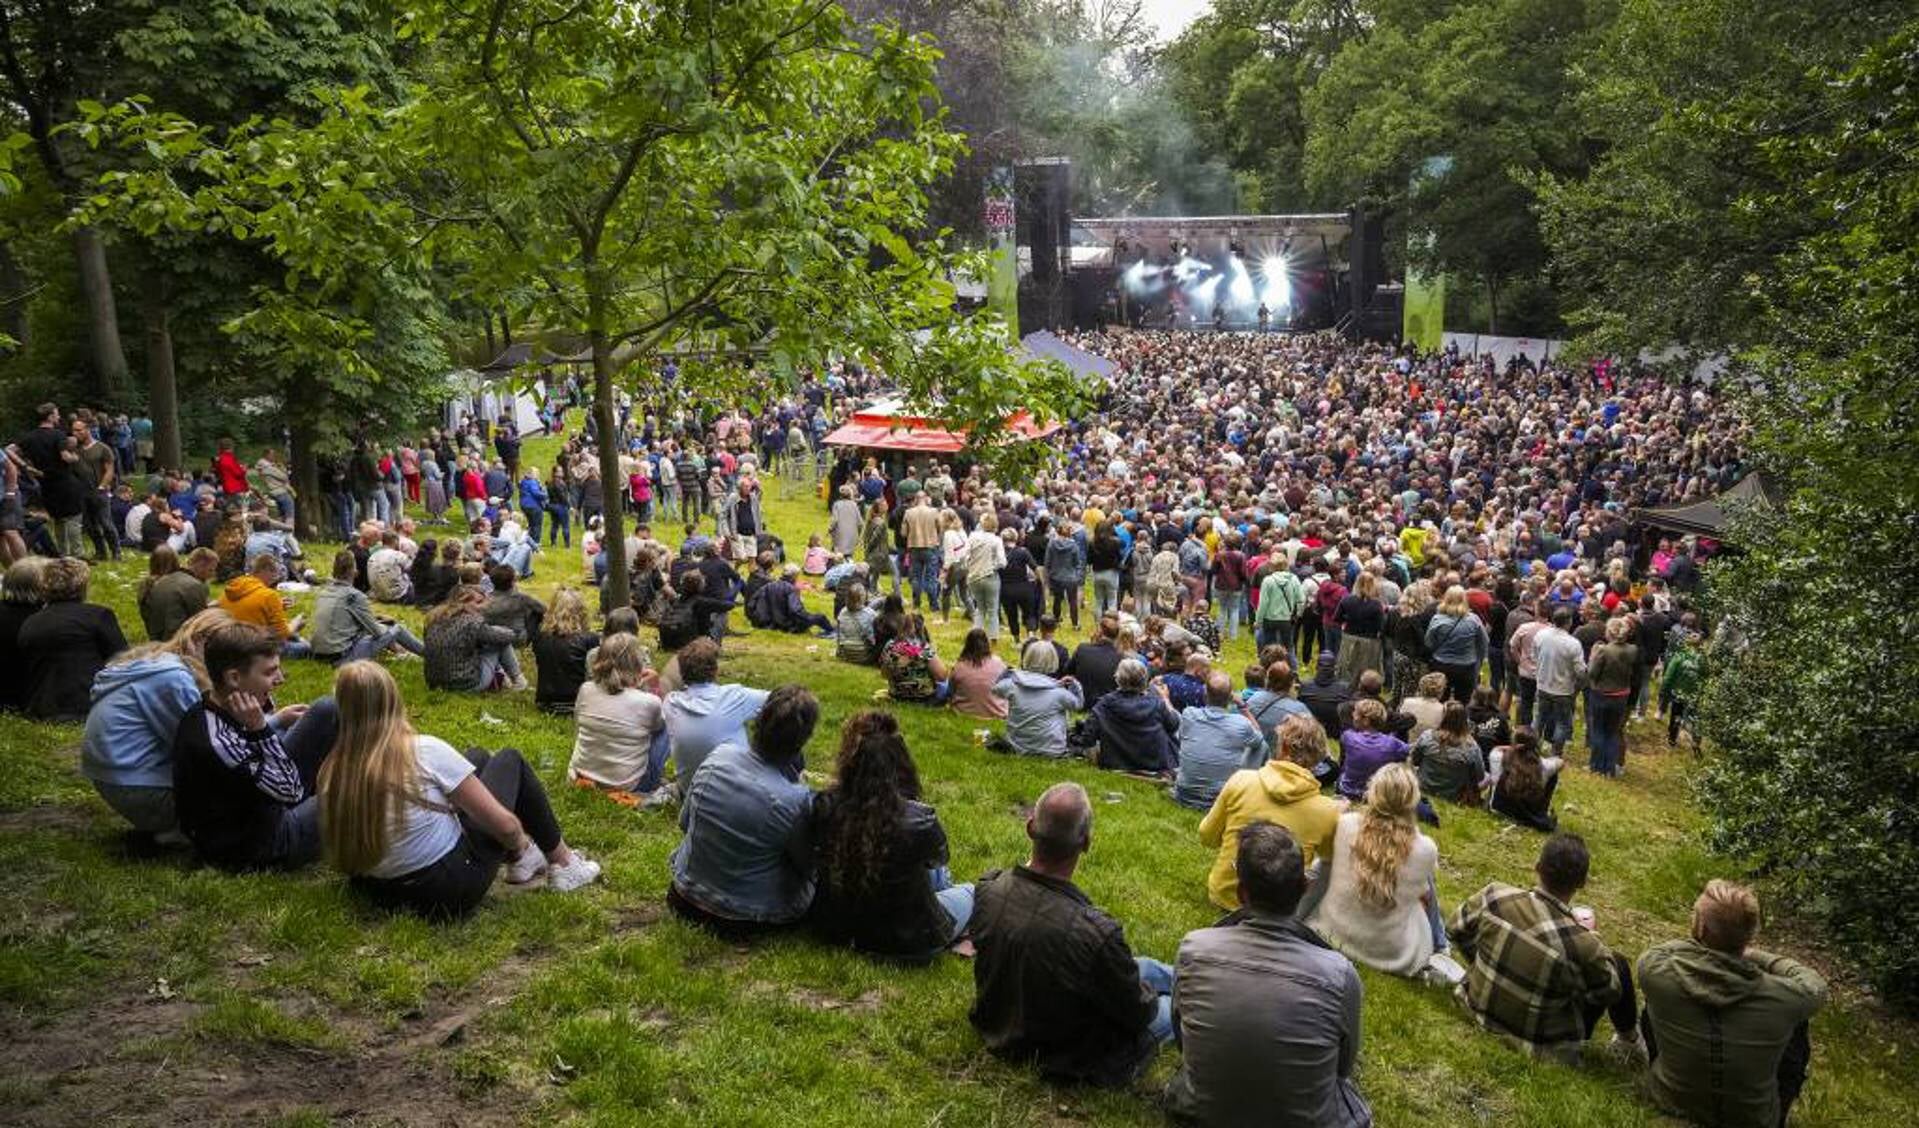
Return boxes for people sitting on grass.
[1165,821,1374,1127]
[663,638,770,791]
[367,529,413,604]
[533,586,597,715]
[81,609,230,847]
[992,638,1084,758]
[568,634,668,800]
[811,711,973,963]
[0,556,48,713]
[423,585,524,692]
[879,613,950,705]
[483,564,546,643]
[1450,832,1643,1063]
[309,549,427,664]
[20,557,128,722]
[667,684,820,938]
[1412,702,1488,807]
[969,781,1174,1087]
[1063,615,1123,711]
[172,621,340,871]
[745,562,834,636]
[1297,652,1353,738]
[1638,880,1827,1128]
[1335,698,1411,802]
[656,569,730,653]
[1304,764,1446,978]
[318,661,599,919]
[137,545,217,642]
[1199,715,1342,913]
[218,552,310,658]
[1486,727,1562,832]
[1172,671,1270,811]
[1085,657,1179,775]
[1466,684,1512,753]
[946,628,1008,720]
[1398,672,1449,744]
[834,581,879,664]
[1243,660,1311,749]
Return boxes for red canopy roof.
[824,399,1061,453]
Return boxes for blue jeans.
[1588,691,1629,775]
[270,491,295,522]
[1256,619,1297,656]
[344,623,425,661]
[969,572,1002,639]
[1323,624,1344,657]
[525,506,544,544]
[547,505,571,546]
[1137,956,1176,1044]
[929,867,975,946]
[474,643,524,690]
[493,540,535,578]
[909,547,941,609]
[636,728,672,793]
[1537,691,1576,755]
[1216,589,1246,640]
[1091,570,1121,617]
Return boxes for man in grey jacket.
[1166,820,1372,1127]
[1532,606,1588,757]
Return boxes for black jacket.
[173,697,307,871]
[533,630,597,712]
[19,601,126,721]
[969,865,1159,1087]
[1065,641,1122,710]
[810,796,954,962]
[1087,689,1179,773]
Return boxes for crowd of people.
[3,330,1822,1127]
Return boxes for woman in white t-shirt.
[318,662,601,919]
[567,634,668,796]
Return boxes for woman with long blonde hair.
[1424,583,1489,704]
[81,608,234,845]
[1305,762,1444,977]
[533,586,598,714]
[318,661,599,918]
[568,633,667,797]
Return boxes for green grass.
[3,416,1916,1125]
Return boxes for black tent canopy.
[1632,472,1778,540]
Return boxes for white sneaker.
[507,674,530,691]
[504,846,547,885]
[548,851,602,892]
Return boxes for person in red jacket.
[213,438,250,498]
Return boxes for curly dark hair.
[821,711,923,899]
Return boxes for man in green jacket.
[1661,619,1704,748]
[1638,880,1827,1128]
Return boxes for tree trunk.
[483,313,497,360]
[141,273,183,470]
[586,267,629,608]
[288,412,323,543]
[500,307,513,347]
[1485,274,1501,336]
[71,225,129,402]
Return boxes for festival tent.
[1632,471,1778,540]
[1020,329,1118,385]
[823,397,1062,454]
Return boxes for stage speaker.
[1349,201,1386,322]
[1017,159,1071,284]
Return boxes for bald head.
[1028,782,1092,866]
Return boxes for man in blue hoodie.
[662,638,771,789]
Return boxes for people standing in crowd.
[1425,585,1489,703]
[1585,616,1639,777]
[1165,821,1373,1127]
[811,711,973,962]
[1638,880,1827,1128]
[1532,607,1587,760]
[963,512,1007,640]
[318,661,599,918]
[1451,833,1643,1062]
[969,781,1175,1087]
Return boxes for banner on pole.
[983,166,1019,336]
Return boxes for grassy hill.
[3,419,1914,1126]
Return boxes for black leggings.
[1001,586,1037,637]
[351,747,562,920]
[1049,583,1081,629]
[1582,952,1639,1041]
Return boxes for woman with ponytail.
[1305,763,1444,976]
[318,661,600,919]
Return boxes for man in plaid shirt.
[1449,833,1644,1063]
